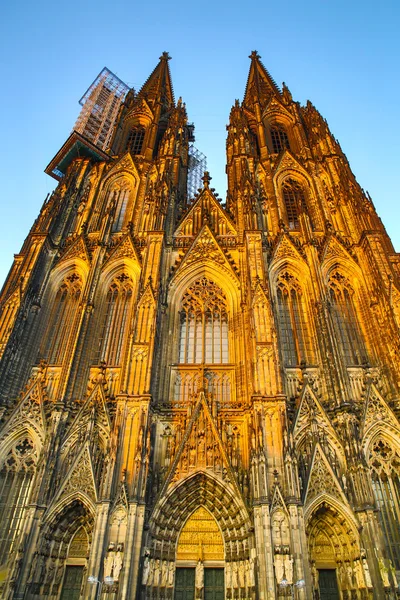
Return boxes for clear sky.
[0,0,399,286]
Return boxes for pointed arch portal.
[144,472,255,599]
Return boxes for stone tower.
[0,52,399,600]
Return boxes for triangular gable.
[127,97,154,122]
[361,383,399,438]
[274,149,308,177]
[64,382,111,448]
[0,377,47,444]
[263,96,293,122]
[158,392,243,500]
[270,484,289,515]
[58,235,90,265]
[51,445,97,506]
[304,443,348,507]
[252,280,270,305]
[112,480,129,513]
[107,151,140,178]
[103,233,142,268]
[320,234,356,266]
[137,280,156,307]
[175,188,237,237]
[270,233,307,265]
[293,385,341,450]
[172,225,239,281]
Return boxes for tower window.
[276,272,311,366]
[282,179,305,231]
[271,124,290,153]
[111,184,131,232]
[329,272,367,365]
[126,127,145,154]
[179,278,229,364]
[42,274,82,365]
[98,274,133,365]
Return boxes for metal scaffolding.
[187,144,207,199]
[73,67,130,152]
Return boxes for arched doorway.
[175,506,224,600]
[142,471,255,600]
[307,501,369,600]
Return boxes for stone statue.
[284,555,293,584]
[104,543,115,579]
[362,558,372,588]
[345,562,354,589]
[142,554,151,585]
[238,561,245,588]
[225,562,232,589]
[167,561,175,587]
[274,554,285,584]
[353,559,366,589]
[153,559,161,587]
[311,562,319,590]
[195,559,204,590]
[113,548,123,582]
[247,558,256,587]
[232,561,239,588]
[161,560,168,587]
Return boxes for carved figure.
[104,543,115,579]
[274,554,285,584]
[195,559,204,590]
[113,549,123,582]
[284,555,293,584]
[142,554,151,585]
[362,558,372,588]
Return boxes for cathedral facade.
[0,52,399,600]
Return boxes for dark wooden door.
[318,569,339,600]
[204,568,224,600]
[174,567,195,600]
[60,566,84,600]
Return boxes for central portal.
[174,568,225,600]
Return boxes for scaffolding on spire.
[187,142,207,199]
[74,67,130,151]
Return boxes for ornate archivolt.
[143,470,253,595]
[25,498,94,598]
[306,501,370,595]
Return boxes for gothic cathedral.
[0,52,399,600]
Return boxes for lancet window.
[270,124,290,154]
[126,126,145,154]
[178,278,229,364]
[369,439,400,569]
[98,274,134,365]
[282,179,305,231]
[111,182,131,232]
[42,274,82,365]
[329,272,367,365]
[0,438,37,565]
[276,272,311,366]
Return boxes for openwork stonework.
[0,52,399,600]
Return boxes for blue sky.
[0,0,399,286]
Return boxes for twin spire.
[136,50,280,112]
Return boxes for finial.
[160,51,171,61]
[249,50,261,60]
[202,171,211,189]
